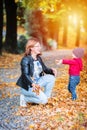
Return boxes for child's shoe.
[20,94,27,107]
[72,95,77,100]
[72,97,77,100]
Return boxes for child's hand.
[55,59,63,65]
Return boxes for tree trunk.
[62,17,68,47]
[0,0,3,55]
[75,20,80,47]
[4,0,17,53]
[53,21,59,46]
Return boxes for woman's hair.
[25,37,40,56]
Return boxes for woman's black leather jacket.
[16,55,54,91]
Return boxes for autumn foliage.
[0,52,87,130]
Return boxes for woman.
[16,37,57,107]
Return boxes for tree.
[26,10,49,49]
[4,0,17,53]
[62,0,87,47]
[62,15,68,47]
[0,0,3,55]
[75,17,80,47]
[0,0,18,54]
[21,0,63,49]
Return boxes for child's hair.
[73,48,84,58]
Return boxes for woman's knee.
[41,97,48,104]
[46,74,55,82]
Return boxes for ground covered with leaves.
[0,50,87,130]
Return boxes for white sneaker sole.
[20,94,27,107]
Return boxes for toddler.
[56,48,84,100]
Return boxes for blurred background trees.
[0,0,87,54]
[0,0,3,55]
[20,0,87,49]
[0,0,17,55]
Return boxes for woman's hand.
[52,68,57,77]
[32,83,41,95]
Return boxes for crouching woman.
[16,37,57,107]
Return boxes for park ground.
[0,49,87,130]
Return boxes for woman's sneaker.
[20,94,27,107]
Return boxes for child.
[56,48,84,100]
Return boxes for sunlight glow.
[73,15,78,25]
[68,13,85,33]
[68,14,78,26]
[80,27,85,32]
[68,14,83,27]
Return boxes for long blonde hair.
[25,37,40,56]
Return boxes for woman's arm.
[21,57,34,86]
[38,56,57,76]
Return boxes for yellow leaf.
[29,124,34,129]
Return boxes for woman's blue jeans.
[21,74,55,104]
[68,76,80,100]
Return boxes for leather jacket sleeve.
[21,57,33,86]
